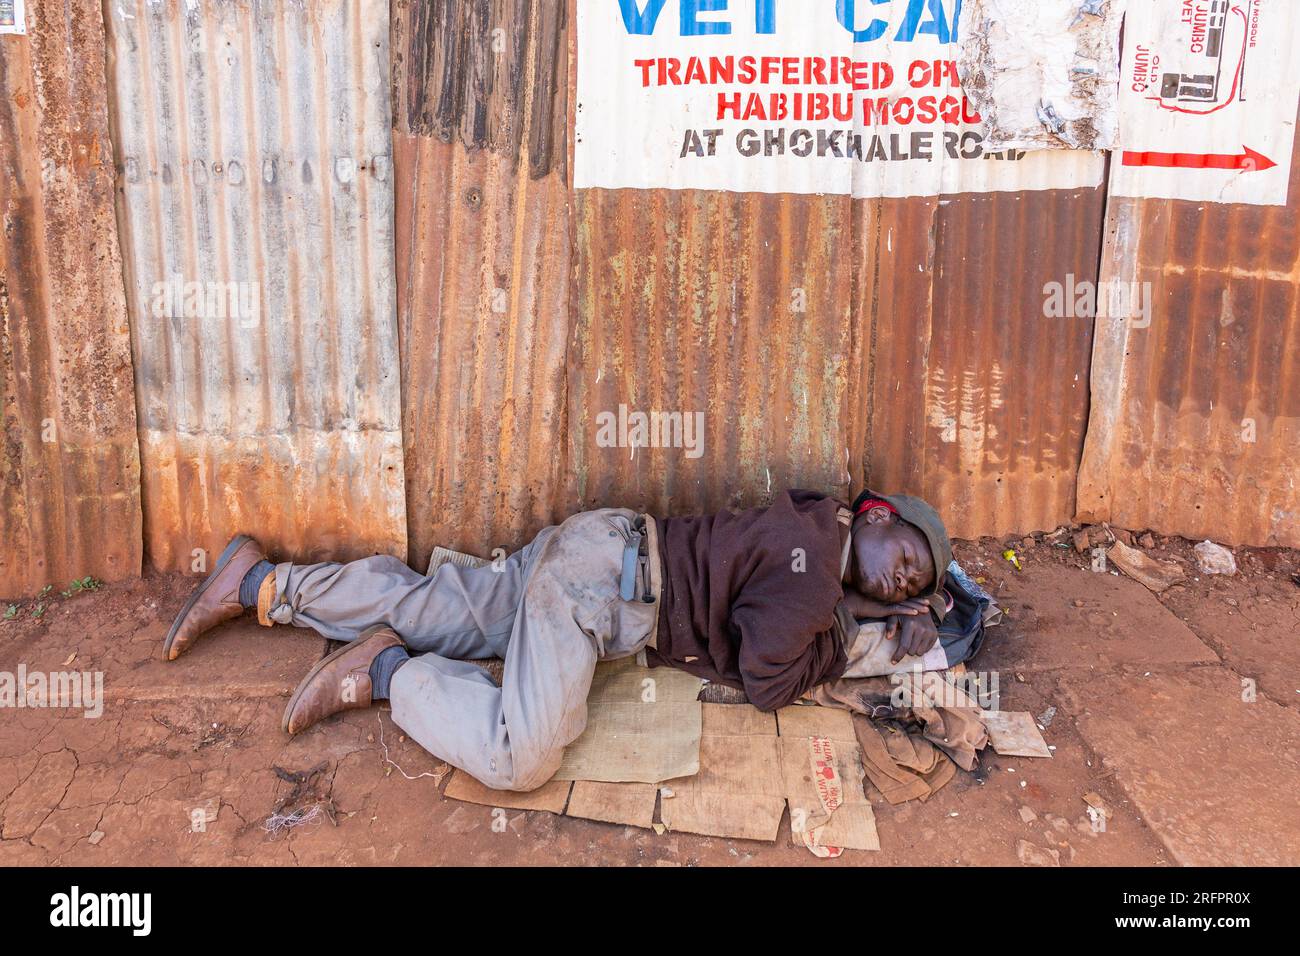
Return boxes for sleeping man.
[162,488,952,792]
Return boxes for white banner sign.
[1113,0,1300,206]
[0,0,26,35]
[575,0,1103,198]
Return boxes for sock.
[368,645,410,701]
[238,560,275,609]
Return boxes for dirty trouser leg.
[266,538,549,658]
[390,509,661,792]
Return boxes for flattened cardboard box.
[444,702,877,849]
[553,658,704,783]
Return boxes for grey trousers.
[266,509,662,792]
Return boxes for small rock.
[1109,539,1186,592]
[1044,813,1071,833]
[1037,705,1057,728]
[1111,528,1133,546]
[88,830,105,846]
[1195,540,1238,576]
[1016,840,1060,867]
[1018,806,1038,824]
[1138,532,1156,549]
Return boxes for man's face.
[849,507,936,604]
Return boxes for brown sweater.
[648,491,854,712]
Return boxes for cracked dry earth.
[2,535,1298,867]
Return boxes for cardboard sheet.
[554,658,704,783]
[659,705,787,843]
[567,781,659,829]
[983,710,1053,758]
[777,707,880,853]
[443,773,573,814]
[443,700,879,851]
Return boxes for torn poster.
[0,0,25,35]
[957,0,1125,151]
[575,0,1103,198]
[1112,0,1300,206]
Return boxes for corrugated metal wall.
[105,0,406,571]
[393,0,571,568]
[570,7,1105,539]
[1,1,1295,597]
[852,185,1106,541]
[1078,121,1300,548]
[0,0,142,596]
[389,0,1237,553]
[572,187,856,516]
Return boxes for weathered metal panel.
[572,187,855,516]
[568,1,1105,535]
[850,184,1106,541]
[393,0,1113,546]
[0,0,143,597]
[1078,122,1300,548]
[105,0,406,570]
[393,0,572,567]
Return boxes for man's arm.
[841,586,941,663]
[731,599,845,712]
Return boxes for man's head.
[845,490,952,609]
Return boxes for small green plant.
[32,603,47,619]
[60,576,101,598]
[3,605,17,621]
[38,584,53,597]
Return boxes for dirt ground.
[2,528,1297,867]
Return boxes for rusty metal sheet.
[569,0,852,519]
[1078,122,1300,548]
[850,185,1106,541]
[105,0,405,570]
[394,0,1116,548]
[570,0,1105,537]
[393,0,572,566]
[0,0,143,597]
[571,187,855,516]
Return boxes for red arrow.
[1122,146,1277,172]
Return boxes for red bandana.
[855,497,898,517]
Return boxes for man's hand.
[842,590,930,621]
[885,611,939,664]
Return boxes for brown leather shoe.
[282,626,404,735]
[163,534,267,661]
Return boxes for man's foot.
[163,534,267,661]
[282,626,405,735]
